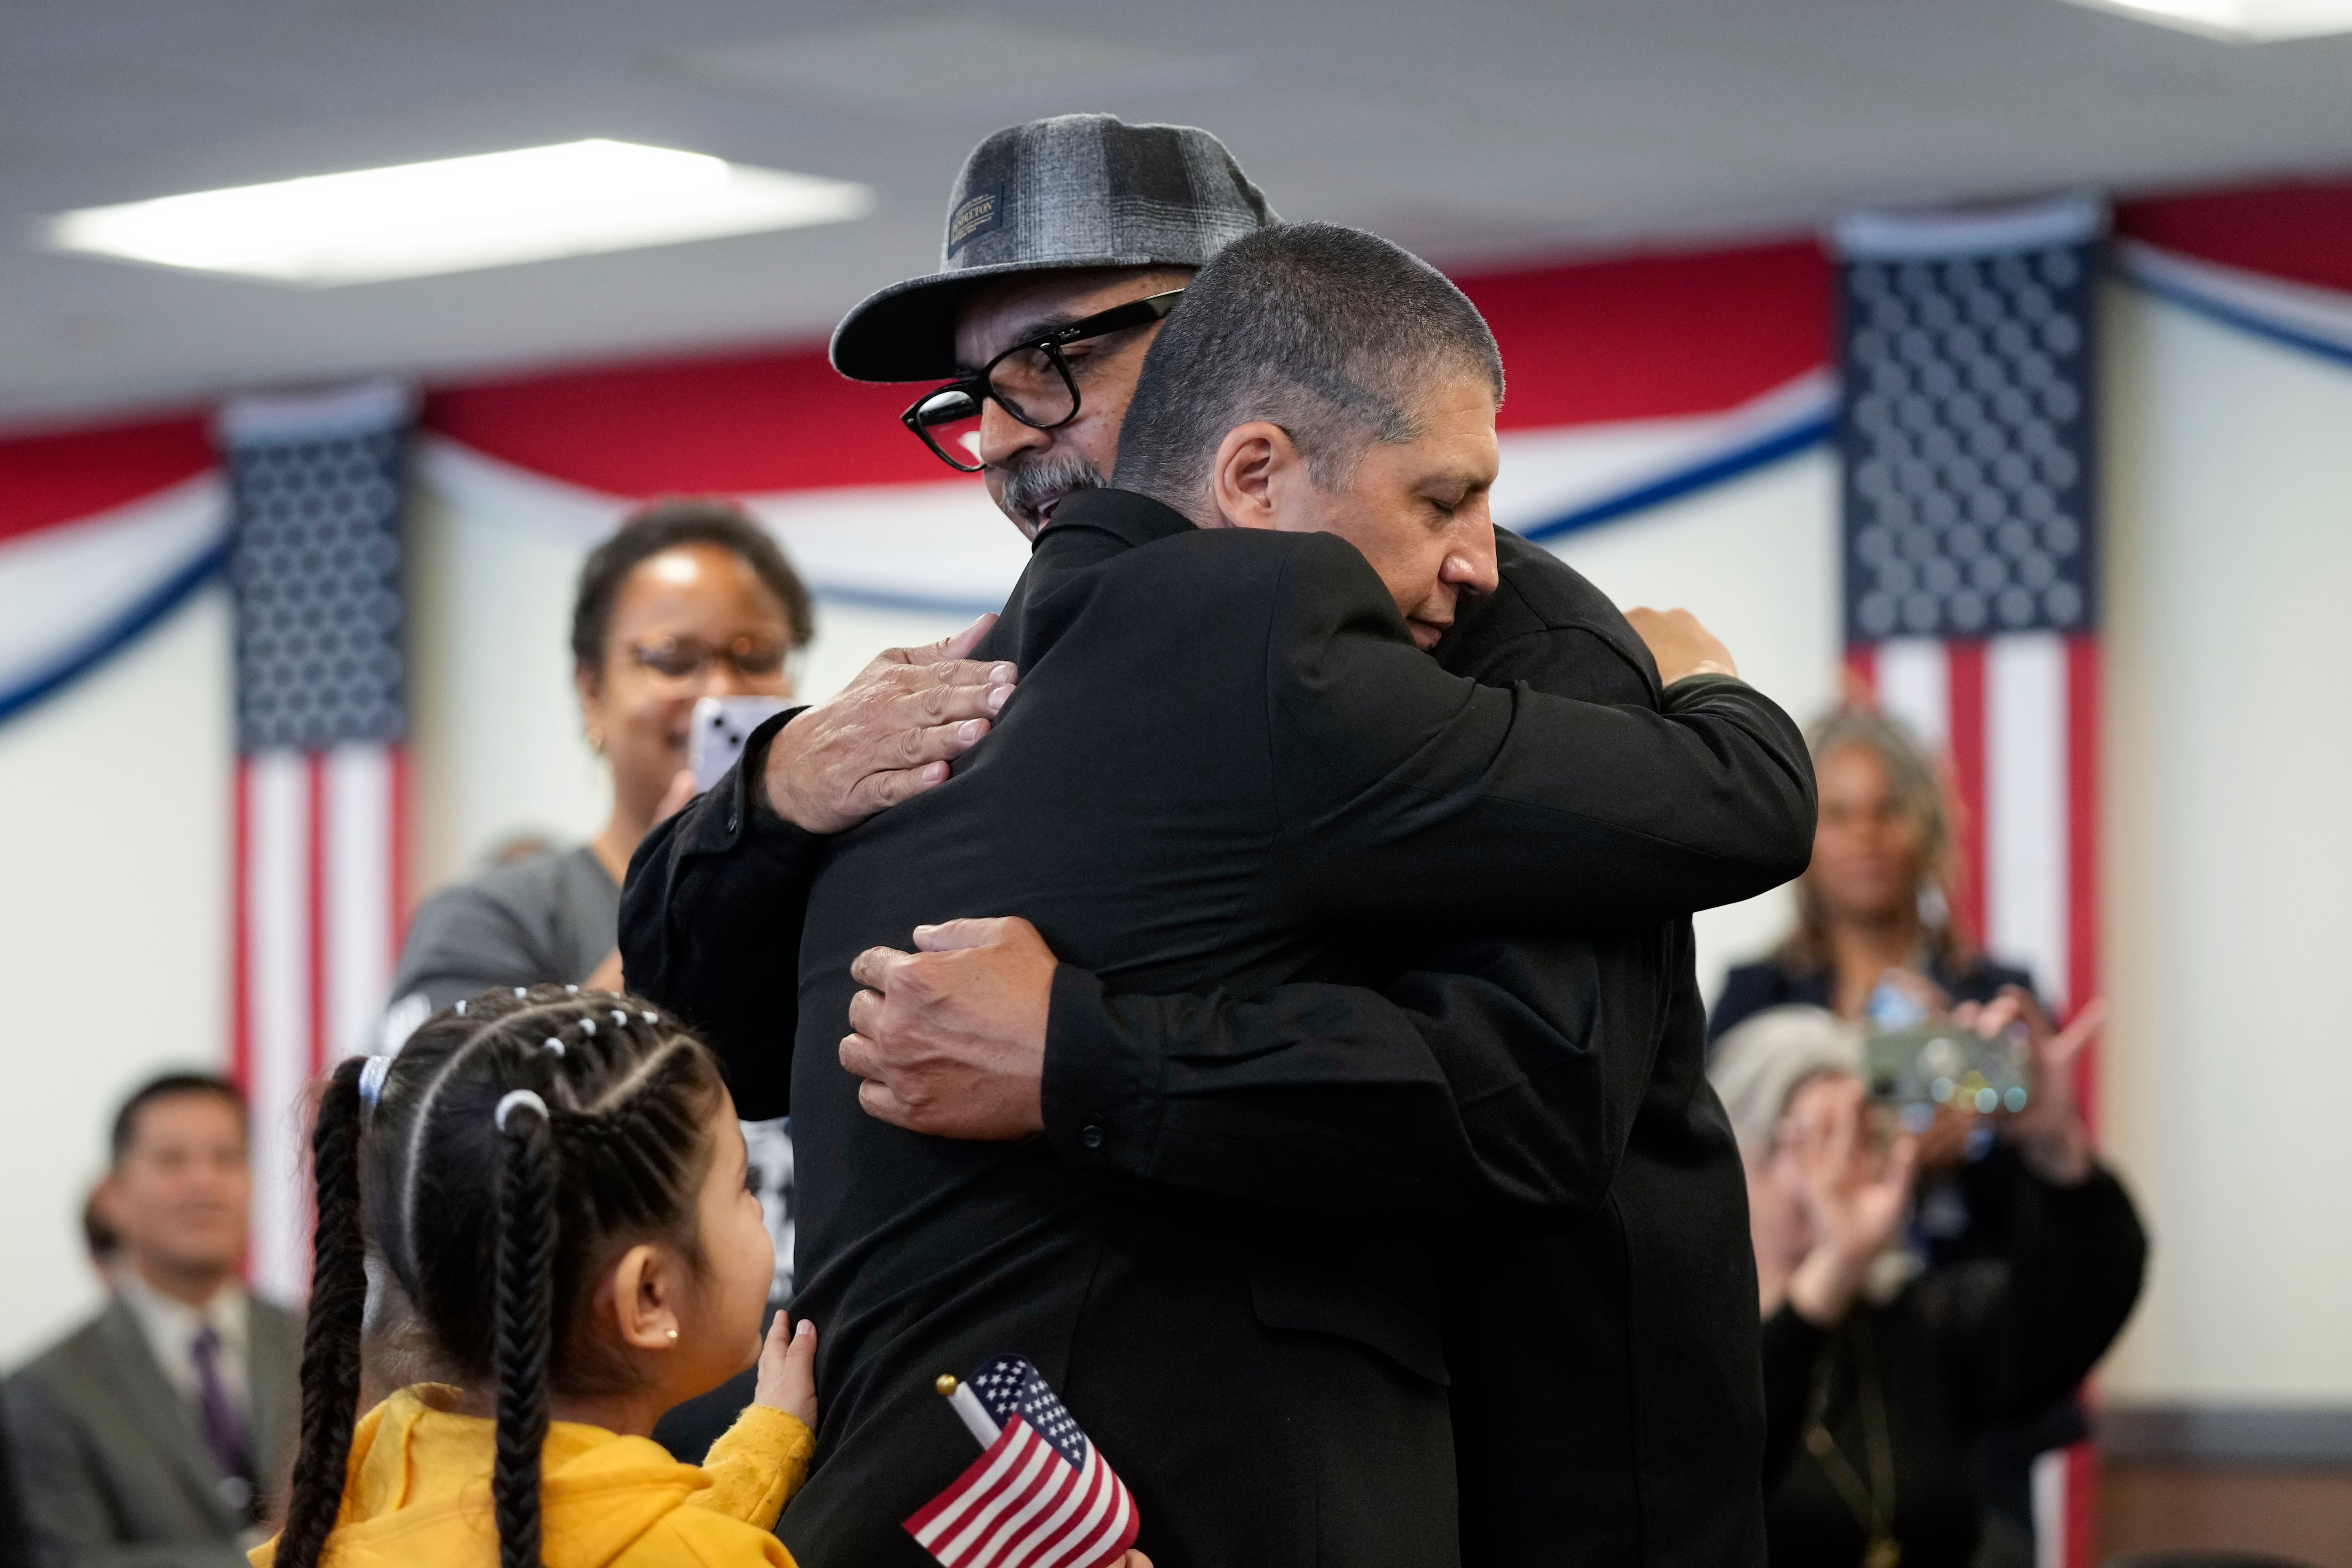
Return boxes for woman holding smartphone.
[387,498,810,1019]
[1708,998,2145,1568]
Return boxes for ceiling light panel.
[39,140,874,287]
[668,15,1248,112]
[2056,0,2352,40]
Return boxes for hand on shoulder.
[1624,606,1738,684]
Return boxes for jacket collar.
[972,486,1197,670]
[1034,487,1197,556]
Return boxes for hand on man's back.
[839,916,1057,1139]
[1624,606,1740,685]
[764,613,1019,834]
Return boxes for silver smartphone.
[688,696,793,793]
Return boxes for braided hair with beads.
[276,985,731,1568]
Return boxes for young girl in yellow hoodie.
[254,985,818,1568]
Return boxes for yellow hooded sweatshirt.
[250,1384,815,1568]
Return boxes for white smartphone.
[688,695,793,793]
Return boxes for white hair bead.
[565,984,580,995]
[513,987,528,998]
[612,1010,629,1028]
[494,1089,548,1132]
[642,1011,658,1025]
[542,1037,565,1056]
[579,1018,596,1037]
[454,999,468,1016]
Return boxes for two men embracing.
[624,115,1814,1568]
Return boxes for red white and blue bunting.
[11,182,2352,737]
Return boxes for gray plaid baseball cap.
[830,114,1277,383]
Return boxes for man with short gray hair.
[1112,220,1508,539]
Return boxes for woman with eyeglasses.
[387,497,810,1023]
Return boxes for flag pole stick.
[936,1375,1002,1449]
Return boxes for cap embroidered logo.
[947,190,1001,256]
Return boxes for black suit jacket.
[622,490,1812,1568]
[1037,529,1796,1567]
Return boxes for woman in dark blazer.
[1710,706,2031,1046]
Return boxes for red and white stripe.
[1845,630,2102,1568]
[231,744,407,1299]
[1846,633,2099,1026]
[904,1416,1139,1568]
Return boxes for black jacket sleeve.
[1036,548,1808,1219]
[1038,613,1688,1220]
[1919,1161,2150,1424]
[1759,1161,2148,1488]
[618,711,824,1119]
[1263,534,1817,930]
[1041,927,1670,1218]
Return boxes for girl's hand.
[1116,1555,1153,1568]
[755,1314,818,1430]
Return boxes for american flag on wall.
[221,383,413,1300]
[906,1355,1140,1568]
[1834,198,2104,1568]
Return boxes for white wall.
[0,592,231,1366]
[2097,287,2352,1406]
[1532,450,1842,1004]
[406,488,606,888]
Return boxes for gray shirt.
[387,844,619,1022]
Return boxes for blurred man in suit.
[6,1074,299,1568]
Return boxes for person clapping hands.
[1711,1000,2145,1568]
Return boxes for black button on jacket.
[621,489,1815,1568]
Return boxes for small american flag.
[903,1356,1139,1568]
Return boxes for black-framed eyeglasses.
[626,634,791,684]
[901,289,1184,473]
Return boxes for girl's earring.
[587,727,604,754]
[666,1328,679,1342]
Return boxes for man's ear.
[1207,421,1300,531]
[604,1243,683,1353]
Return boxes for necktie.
[188,1325,254,1507]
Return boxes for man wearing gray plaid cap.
[629,116,1797,1568]
[831,113,1274,536]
